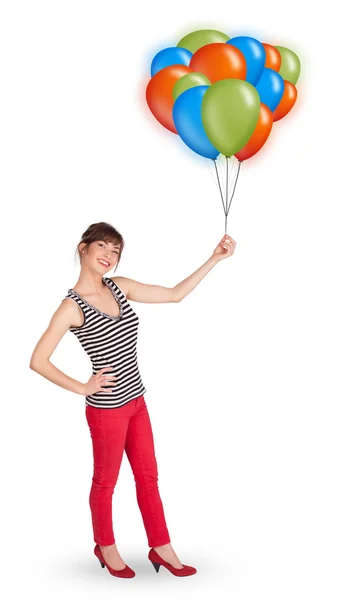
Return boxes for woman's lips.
[97,259,110,268]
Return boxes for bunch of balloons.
[146,29,301,233]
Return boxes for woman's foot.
[99,543,127,570]
[152,543,184,569]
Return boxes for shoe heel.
[98,558,105,568]
[151,561,161,573]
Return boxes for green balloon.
[201,79,260,157]
[177,29,230,54]
[275,46,301,85]
[172,73,211,101]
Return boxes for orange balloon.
[189,43,246,84]
[272,80,298,122]
[234,103,273,161]
[262,43,281,71]
[146,64,192,133]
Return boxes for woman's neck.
[72,271,107,295]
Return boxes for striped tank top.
[64,276,147,409]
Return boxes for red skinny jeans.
[85,394,171,547]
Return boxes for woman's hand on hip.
[82,367,117,396]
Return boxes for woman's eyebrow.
[105,241,120,249]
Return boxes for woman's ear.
[79,243,87,258]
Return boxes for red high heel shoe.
[148,548,197,577]
[94,544,135,578]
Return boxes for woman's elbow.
[29,354,45,372]
[29,358,39,371]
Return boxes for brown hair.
[75,222,124,270]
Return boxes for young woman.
[29,221,236,579]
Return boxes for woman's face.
[81,240,120,274]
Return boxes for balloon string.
[213,159,227,215]
[226,160,242,216]
[225,156,229,234]
[226,156,229,211]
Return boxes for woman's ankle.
[99,543,116,551]
[154,543,172,551]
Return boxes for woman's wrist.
[77,381,86,395]
[208,255,220,266]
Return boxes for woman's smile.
[97,259,110,268]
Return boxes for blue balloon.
[256,68,284,112]
[151,47,193,77]
[173,86,219,160]
[226,36,266,86]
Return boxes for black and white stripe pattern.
[65,277,146,409]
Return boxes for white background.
[1,1,362,598]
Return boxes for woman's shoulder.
[43,297,84,329]
[106,276,130,299]
[56,296,85,328]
